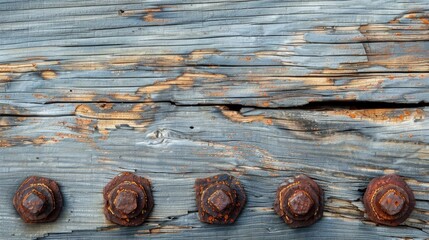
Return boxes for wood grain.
[0,0,428,239]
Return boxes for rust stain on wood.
[110,54,184,68]
[137,72,227,95]
[75,104,144,119]
[145,55,185,67]
[188,49,222,61]
[109,93,142,101]
[0,139,12,147]
[40,70,57,80]
[359,11,429,41]
[74,104,152,136]
[31,136,59,145]
[0,74,11,83]
[143,8,165,23]
[62,61,105,71]
[61,93,97,102]
[421,17,429,25]
[206,86,230,97]
[0,62,38,73]
[329,109,425,123]
[33,93,49,99]
[145,225,192,235]
[0,135,59,147]
[0,61,60,73]
[219,106,273,125]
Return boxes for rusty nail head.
[195,174,246,224]
[13,176,63,223]
[274,174,324,228]
[363,174,415,226]
[103,172,154,226]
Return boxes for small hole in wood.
[190,126,194,129]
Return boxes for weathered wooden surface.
[0,0,428,239]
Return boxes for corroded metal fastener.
[274,174,324,228]
[13,176,63,223]
[103,172,154,226]
[363,174,415,226]
[195,174,246,224]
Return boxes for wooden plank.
[1,103,428,239]
[0,0,428,239]
[0,0,428,107]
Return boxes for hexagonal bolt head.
[208,190,232,212]
[22,190,46,215]
[363,174,415,226]
[13,176,63,223]
[379,190,405,216]
[195,174,246,224]
[114,190,139,215]
[274,175,324,228]
[288,190,314,216]
[103,172,154,226]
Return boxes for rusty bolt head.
[13,176,63,223]
[379,190,405,216]
[22,190,47,215]
[288,190,314,216]
[208,189,232,212]
[195,174,246,224]
[103,172,154,226]
[274,175,324,228]
[114,190,139,215]
[363,174,415,226]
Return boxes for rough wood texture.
[0,0,428,239]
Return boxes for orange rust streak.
[32,136,58,145]
[0,63,37,73]
[143,8,164,23]
[74,104,150,136]
[219,106,273,125]
[420,17,429,25]
[62,93,97,102]
[40,70,57,80]
[330,109,425,123]
[110,55,184,67]
[62,62,105,71]
[75,105,142,120]
[55,132,93,144]
[188,49,221,61]
[109,93,141,101]
[0,140,12,147]
[0,74,11,82]
[137,72,227,95]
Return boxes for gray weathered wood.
[1,103,428,239]
[1,0,428,239]
[1,0,429,107]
